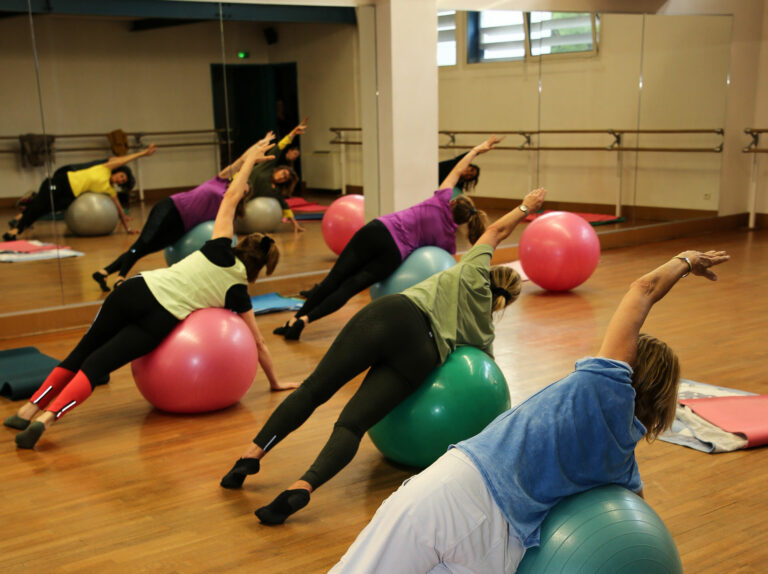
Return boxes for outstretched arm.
[104,144,157,170]
[439,135,502,190]
[598,250,730,365]
[239,311,300,391]
[218,132,275,180]
[273,117,309,152]
[474,188,546,249]
[212,141,275,240]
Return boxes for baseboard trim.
[470,196,716,221]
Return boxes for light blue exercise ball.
[164,221,237,266]
[517,485,683,574]
[370,246,456,299]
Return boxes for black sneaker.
[299,283,319,299]
[3,231,17,242]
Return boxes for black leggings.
[296,219,401,323]
[254,294,440,489]
[59,276,179,385]
[103,197,185,277]
[17,168,76,233]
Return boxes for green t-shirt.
[403,242,495,362]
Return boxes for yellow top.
[67,164,116,198]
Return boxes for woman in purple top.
[92,135,273,292]
[330,248,730,574]
[273,136,502,341]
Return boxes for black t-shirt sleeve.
[200,238,252,313]
[225,284,252,313]
[200,237,236,266]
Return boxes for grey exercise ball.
[235,196,284,234]
[65,192,119,236]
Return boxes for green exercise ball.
[368,346,510,468]
[164,221,236,266]
[370,246,456,300]
[517,485,683,574]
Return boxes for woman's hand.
[292,117,309,137]
[143,143,157,157]
[256,131,276,148]
[270,381,301,391]
[473,135,504,156]
[522,188,546,212]
[676,250,730,281]
[245,140,276,164]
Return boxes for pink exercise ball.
[131,308,258,413]
[322,194,365,255]
[519,211,601,292]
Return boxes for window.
[437,10,456,67]
[529,12,598,56]
[467,10,599,63]
[468,10,526,63]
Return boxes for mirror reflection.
[0,2,362,316]
[436,9,731,248]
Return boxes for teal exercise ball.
[368,346,510,468]
[370,246,456,299]
[164,221,237,266]
[517,485,683,574]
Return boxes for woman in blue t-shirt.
[3,142,298,450]
[330,248,730,574]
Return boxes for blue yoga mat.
[0,347,108,401]
[251,292,304,316]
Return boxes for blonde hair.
[451,195,488,244]
[233,232,280,282]
[489,266,522,312]
[632,333,680,441]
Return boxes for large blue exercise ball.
[370,246,456,299]
[368,346,510,468]
[517,485,683,574]
[164,221,236,266]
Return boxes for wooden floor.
[0,195,660,316]
[1,226,766,572]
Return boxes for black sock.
[15,421,46,449]
[273,320,292,336]
[3,414,30,430]
[3,231,17,242]
[220,457,261,489]
[299,283,319,299]
[284,318,305,341]
[255,489,310,525]
[92,271,110,293]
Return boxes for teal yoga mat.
[0,347,108,401]
[250,292,304,316]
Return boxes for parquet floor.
[0,206,764,573]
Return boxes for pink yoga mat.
[286,197,328,213]
[0,240,70,253]
[680,395,768,447]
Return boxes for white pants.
[329,449,525,574]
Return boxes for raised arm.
[598,250,730,365]
[273,117,309,153]
[474,188,546,249]
[212,142,275,240]
[103,143,157,170]
[218,132,275,180]
[439,135,502,191]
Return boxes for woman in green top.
[220,186,547,525]
[4,145,157,241]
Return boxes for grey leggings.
[253,294,440,489]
